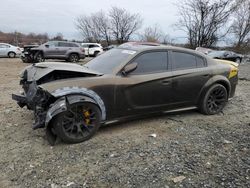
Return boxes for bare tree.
[75,15,99,42]
[109,7,142,44]
[230,0,250,47]
[91,11,111,45]
[140,24,163,42]
[176,0,241,48]
[52,33,64,41]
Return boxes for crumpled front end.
[12,80,54,129]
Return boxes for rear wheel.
[8,52,16,58]
[53,102,101,144]
[93,51,99,57]
[199,84,228,115]
[68,53,79,62]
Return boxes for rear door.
[58,42,69,57]
[170,51,211,105]
[116,51,173,116]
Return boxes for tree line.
[0,31,64,46]
[76,0,249,51]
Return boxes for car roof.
[117,42,207,57]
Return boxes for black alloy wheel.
[200,84,228,115]
[54,102,101,144]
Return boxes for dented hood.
[20,62,102,83]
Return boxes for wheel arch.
[8,51,16,56]
[45,87,106,127]
[67,52,80,58]
[198,75,231,104]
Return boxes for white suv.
[81,43,103,57]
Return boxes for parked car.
[195,47,213,54]
[207,50,243,63]
[12,42,238,145]
[81,43,103,57]
[0,43,22,58]
[21,45,40,63]
[29,41,85,62]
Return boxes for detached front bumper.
[12,93,27,108]
[12,82,53,129]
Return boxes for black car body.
[208,50,243,63]
[12,42,239,145]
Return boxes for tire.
[235,58,241,64]
[93,51,99,57]
[35,52,44,62]
[8,52,16,58]
[199,84,228,115]
[53,102,101,144]
[68,53,79,62]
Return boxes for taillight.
[81,48,85,52]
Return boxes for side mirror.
[122,62,137,76]
[45,44,49,48]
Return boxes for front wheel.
[53,102,101,144]
[199,84,228,115]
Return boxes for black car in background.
[208,50,243,63]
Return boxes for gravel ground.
[0,58,249,188]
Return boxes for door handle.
[161,80,171,85]
[203,74,210,77]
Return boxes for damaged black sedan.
[12,42,239,145]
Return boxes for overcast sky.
[0,0,186,42]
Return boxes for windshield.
[85,48,136,74]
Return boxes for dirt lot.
[0,58,249,188]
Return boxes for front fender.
[45,87,107,127]
[45,94,98,126]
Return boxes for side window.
[129,51,168,75]
[71,43,79,47]
[47,41,58,47]
[172,52,196,70]
[89,45,95,48]
[0,44,8,48]
[58,42,66,47]
[81,44,88,48]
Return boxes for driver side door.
[115,51,173,117]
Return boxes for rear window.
[172,52,206,70]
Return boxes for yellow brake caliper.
[83,110,91,125]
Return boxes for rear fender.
[197,75,231,103]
